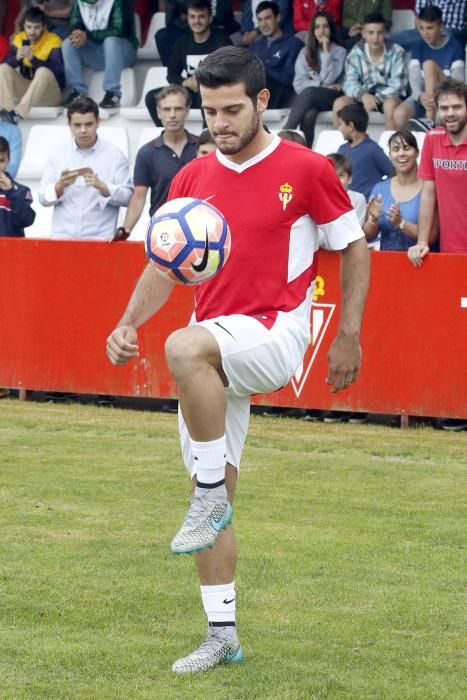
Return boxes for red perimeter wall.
[1,239,466,418]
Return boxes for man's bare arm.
[408,180,437,268]
[326,237,370,393]
[106,263,175,366]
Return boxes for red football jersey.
[418,127,467,253]
[168,137,362,324]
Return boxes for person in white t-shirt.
[106,47,370,675]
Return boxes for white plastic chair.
[137,12,166,60]
[313,129,345,155]
[120,66,169,120]
[391,10,416,32]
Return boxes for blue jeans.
[62,36,136,96]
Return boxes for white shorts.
[178,299,311,476]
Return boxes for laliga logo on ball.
[145,197,231,285]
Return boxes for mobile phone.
[22,39,31,46]
[73,167,93,176]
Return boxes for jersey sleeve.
[418,133,434,181]
[312,157,364,250]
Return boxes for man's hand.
[326,332,362,394]
[240,31,257,45]
[182,75,198,92]
[349,23,362,37]
[408,243,429,268]
[83,170,110,196]
[70,29,87,48]
[16,45,34,61]
[419,91,435,112]
[55,169,80,197]
[362,93,379,112]
[106,326,139,366]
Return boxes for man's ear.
[257,88,270,114]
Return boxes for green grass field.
[1,399,465,699]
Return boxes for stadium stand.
[313,129,345,155]
[391,9,416,32]
[137,12,166,61]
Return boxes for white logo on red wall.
[291,302,336,397]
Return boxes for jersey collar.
[215,134,281,173]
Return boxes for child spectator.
[277,129,307,146]
[332,12,408,130]
[283,10,346,147]
[0,6,64,123]
[327,152,366,226]
[196,128,217,156]
[0,122,22,178]
[340,0,391,48]
[0,135,35,237]
[393,4,465,131]
[336,102,393,199]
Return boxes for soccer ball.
[145,197,231,285]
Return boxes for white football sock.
[201,582,236,627]
[191,435,227,494]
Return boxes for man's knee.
[165,327,221,379]
[0,63,13,78]
[32,66,55,84]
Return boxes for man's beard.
[215,110,261,155]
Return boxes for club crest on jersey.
[279,182,293,211]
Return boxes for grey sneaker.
[171,494,233,555]
[409,117,435,132]
[172,628,243,674]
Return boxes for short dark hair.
[186,0,212,13]
[418,5,443,23]
[156,84,191,108]
[388,129,419,152]
[337,103,369,132]
[327,152,352,176]
[435,78,467,106]
[277,129,307,146]
[23,6,47,25]
[363,12,387,26]
[256,1,280,16]
[67,95,99,121]
[197,128,216,148]
[195,46,267,103]
[0,136,10,158]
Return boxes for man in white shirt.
[39,95,132,239]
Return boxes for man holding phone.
[39,95,133,240]
[0,6,64,123]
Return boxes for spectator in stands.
[115,86,197,241]
[409,80,467,432]
[39,95,132,240]
[156,0,239,66]
[146,0,231,122]
[393,5,465,132]
[238,0,293,46]
[390,1,467,52]
[277,128,307,145]
[327,152,366,225]
[332,12,408,131]
[196,127,217,156]
[61,0,138,109]
[17,1,72,39]
[408,79,467,263]
[0,122,22,178]
[363,130,429,250]
[336,102,393,199]
[250,1,304,109]
[339,0,391,49]
[283,10,346,146]
[0,6,64,124]
[293,0,342,40]
[0,135,35,238]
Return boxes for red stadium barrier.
[1,239,466,418]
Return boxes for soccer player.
[106,46,370,674]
